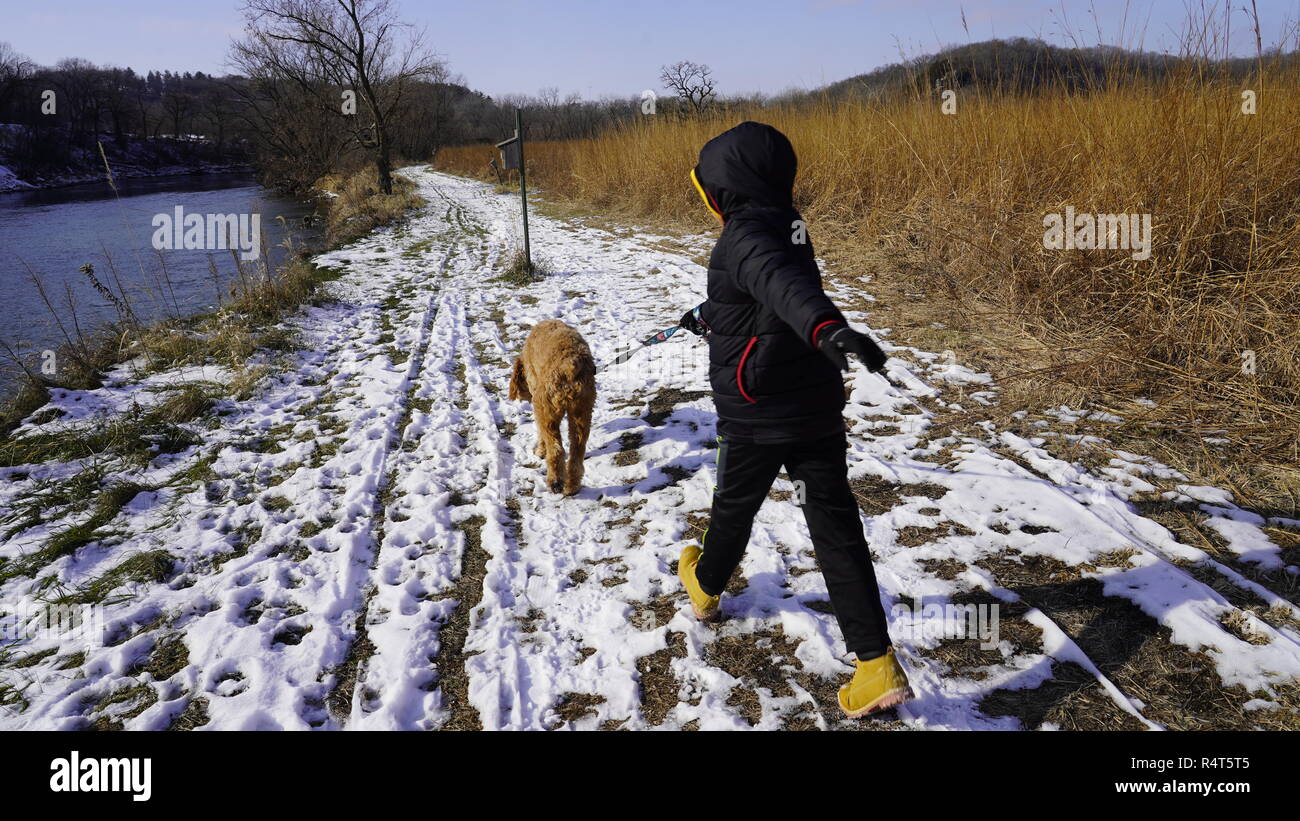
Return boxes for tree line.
[821,36,1298,100]
[0,0,742,197]
[0,44,253,177]
[0,0,665,194]
[10,0,1289,197]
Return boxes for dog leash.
[599,323,684,371]
[874,370,935,418]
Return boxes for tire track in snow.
[346,279,496,729]
[344,187,521,729]
[324,272,448,726]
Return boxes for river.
[0,173,321,397]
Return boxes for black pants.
[695,431,891,660]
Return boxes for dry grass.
[635,629,687,726]
[437,59,1300,511]
[315,165,426,248]
[550,693,606,727]
[492,246,552,285]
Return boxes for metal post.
[515,107,531,273]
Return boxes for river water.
[0,173,321,397]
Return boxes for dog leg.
[532,410,549,461]
[563,408,591,496]
[541,414,566,494]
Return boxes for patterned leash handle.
[600,323,684,370]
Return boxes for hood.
[692,121,797,220]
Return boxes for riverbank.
[0,125,253,193]
[0,160,254,193]
[0,164,424,435]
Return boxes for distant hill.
[820,37,1296,99]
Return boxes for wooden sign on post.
[495,134,521,170]
[494,109,531,274]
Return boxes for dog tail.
[508,357,530,401]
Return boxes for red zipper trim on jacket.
[811,319,842,347]
[736,336,758,404]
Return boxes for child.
[677,121,913,718]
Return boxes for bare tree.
[0,42,34,116]
[197,86,234,149]
[227,66,351,191]
[133,75,161,139]
[53,58,103,144]
[659,60,716,112]
[233,0,444,194]
[388,64,452,160]
[101,67,136,145]
[162,88,195,138]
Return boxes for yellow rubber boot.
[677,544,721,622]
[838,648,914,718]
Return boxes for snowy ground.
[0,164,34,192]
[1,167,1297,730]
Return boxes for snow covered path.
[2,167,1297,730]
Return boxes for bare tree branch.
[233,0,444,193]
[659,60,716,112]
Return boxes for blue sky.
[5,0,1297,98]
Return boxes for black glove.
[680,304,709,336]
[818,325,887,372]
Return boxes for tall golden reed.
[437,63,1299,462]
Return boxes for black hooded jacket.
[694,122,847,442]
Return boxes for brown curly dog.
[508,319,597,495]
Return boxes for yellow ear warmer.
[691,167,723,221]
